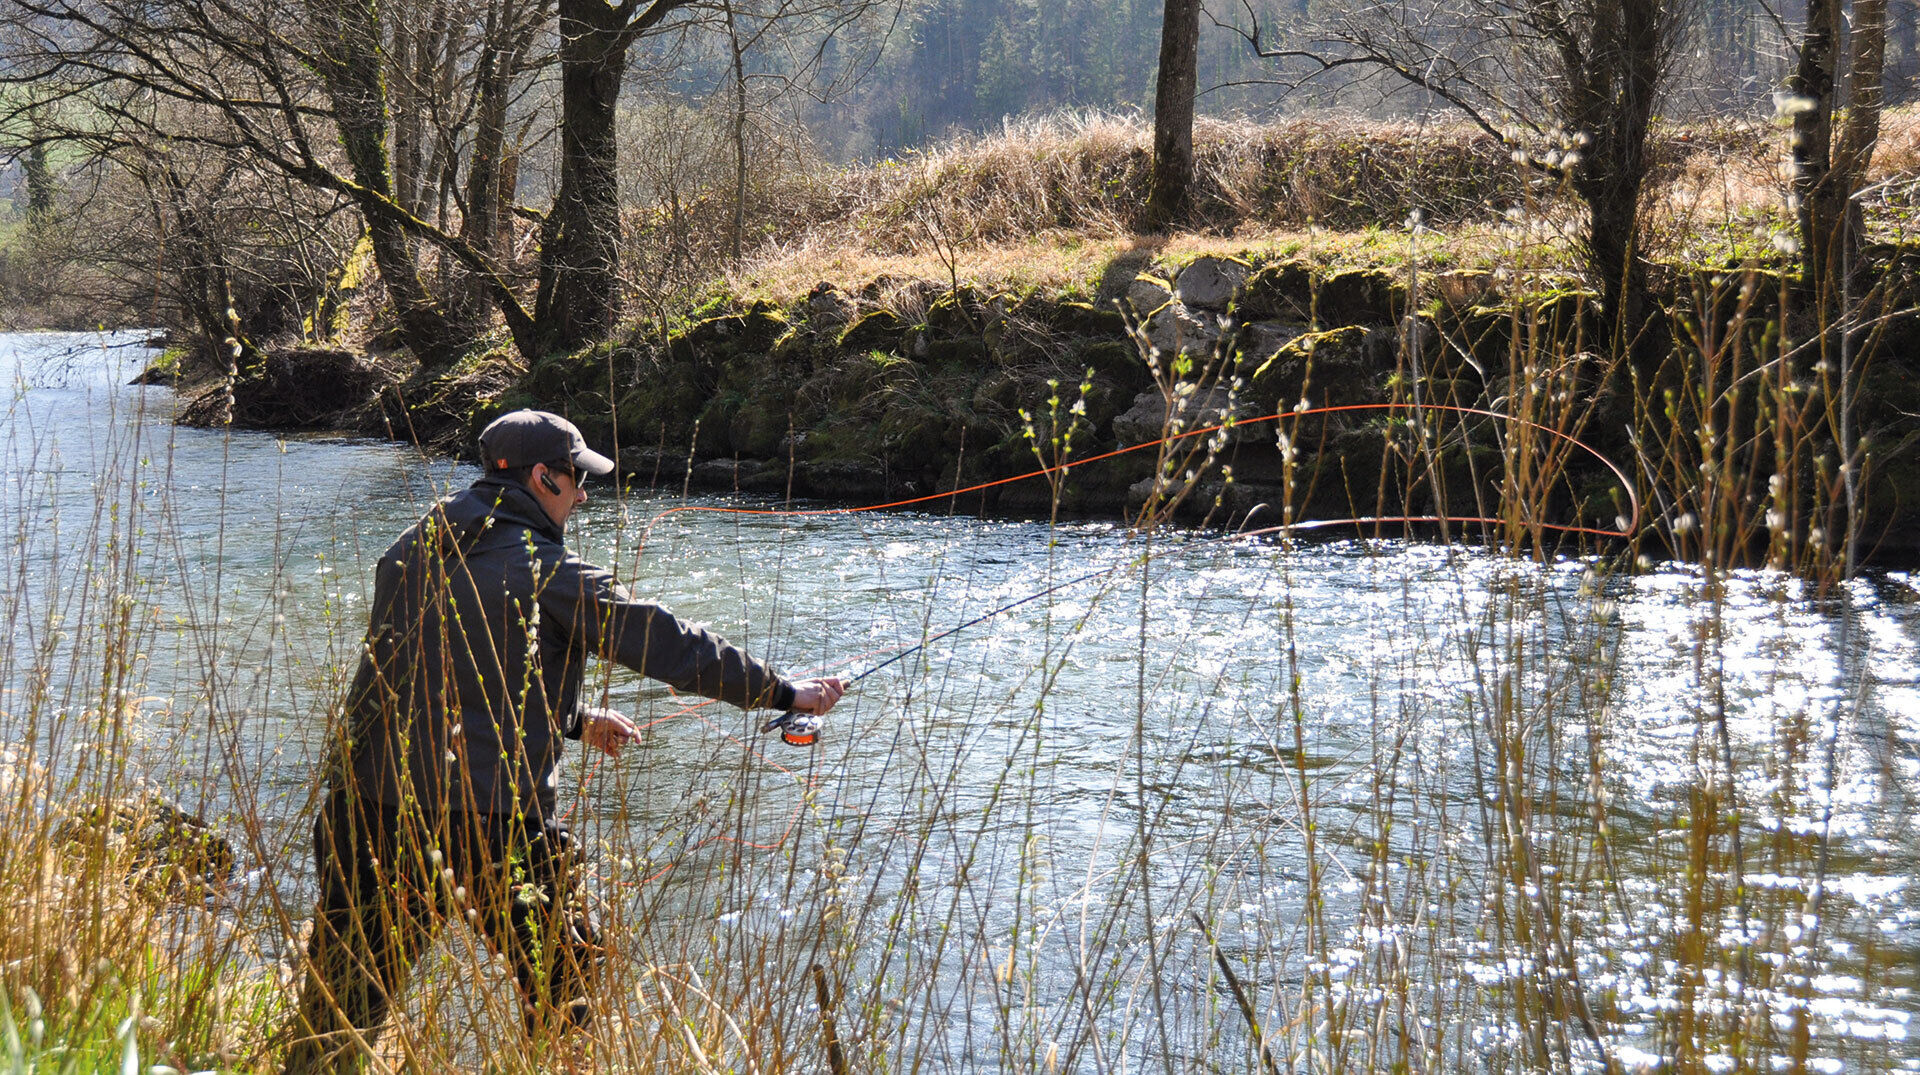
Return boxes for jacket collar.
[468,475,565,543]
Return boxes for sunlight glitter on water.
[5,333,1917,1071]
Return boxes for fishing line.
[578,401,1641,876]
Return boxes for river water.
[4,332,1916,1072]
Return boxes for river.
[3,331,1915,1072]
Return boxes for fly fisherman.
[283,409,846,1072]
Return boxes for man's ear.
[537,464,562,496]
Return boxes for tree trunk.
[1895,0,1918,102]
[1567,0,1665,364]
[309,0,464,367]
[533,0,630,355]
[390,16,423,217]
[23,139,54,218]
[1792,0,1842,293]
[727,0,749,266]
[1832,0,1887,266]
[1145,0,1200,231]
[1794,0,1887,298]
[453,6,517,328]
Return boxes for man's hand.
[580,706,638,757]
[788,677,848,716]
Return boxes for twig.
[1190,912,1281,1075]
[810,962,847,1075]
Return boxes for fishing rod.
[760,511,1317,745]
[760,555,1128,745]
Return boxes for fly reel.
[760,710,821,747]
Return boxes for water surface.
[4,332,1914,1072]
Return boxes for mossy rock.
[614,353,709,451]
[1856,356,1920,435]
[769,328,825,369]
[927,287,990,336]
[1528,288,1604,344]
[809,349,913,411]
[1448,300,1509,348]
[525,350,602,401]
[1053,300,1127,337]
[1070,338,1154,400]
[685,306,791,353]
[1243,325,1386,415]
[727,393,795,459]
[874,407,962,472]
[1429,270,1499,310]
[1124,274,1175,316]
[1861,439,1920,565]
[1233,261,1314,323]
[837,309,909,352]
[919,336,993,369]
[1863,242,1920,311]
[1443,289,1603,366]
[693,392,745,456]
[1318,268,1407,326]
[1672,269,1786,356]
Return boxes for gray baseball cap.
[478,410,615,476]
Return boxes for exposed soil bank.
[167,245,1920,565]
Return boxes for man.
[285,409,844,1072]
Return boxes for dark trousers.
[282,792,603,1073]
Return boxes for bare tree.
[5,0,889,364]
[1231,0,1688,361]
[530,0,701,354]
[1146,0,1201,231]
[1789,0,1890,292]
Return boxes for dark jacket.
[334,477,793,821]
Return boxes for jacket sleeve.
[542,552,796,712]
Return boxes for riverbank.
[97,109,1920,565]
[157,237,1920,565]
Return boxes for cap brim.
[572,445,616,476]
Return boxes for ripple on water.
[5,333,1917,1070]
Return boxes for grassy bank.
[142,109,1919,564]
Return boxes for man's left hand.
[581,706,638,757]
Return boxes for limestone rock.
[837,309,908,352]
[1431,270,1498,309]
[1244,325,1388,415]
[1233,321,1302,367]
[807,282,854,326]
[1234,261,1314,322]
[1112,385,1253,447]
[1176,256,1250,310]
[1126,274,1174,317]
[1318,268,1407,325]
[1144,303,1222,357]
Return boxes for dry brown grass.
[726,220,1584,309]
[1875,105,1920,176]
[0,745,280,1070]
[664,107,1920,313]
